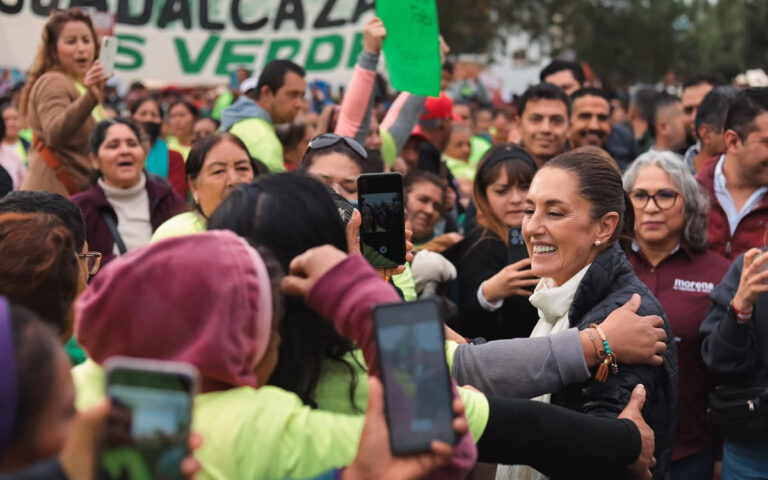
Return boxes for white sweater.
[99,173,152,254]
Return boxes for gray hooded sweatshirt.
[220,95,272,132]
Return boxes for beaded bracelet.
[589,323,618,382]
[584,327,606,361]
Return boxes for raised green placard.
[377,0,441,97]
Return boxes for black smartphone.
[507,226,528,264]
[373,299,458,455]
[99,357,199,480]
[358,172,406,268]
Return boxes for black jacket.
[551,243,678,480]
[604,123,639,172]
[0,459,68,480]
[443,228,538,340]
[701,253,768,389]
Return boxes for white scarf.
[496,263,591,480]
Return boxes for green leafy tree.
[438,0,768,85]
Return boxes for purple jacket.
[71,174,185,267]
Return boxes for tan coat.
[22,71,98,195]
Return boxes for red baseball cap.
[409,124,429,141]
[420,92,454,121]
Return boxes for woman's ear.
[188,178,199,204]
[596,211,620,245]
[89,153,99,171]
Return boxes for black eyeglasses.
[629,189,680,210]
[77,251,103,275]
[307,133,368,159]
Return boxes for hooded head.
[0,297,16,461]
[75,231,279,392]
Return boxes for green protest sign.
[377,0,441,97]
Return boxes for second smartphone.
[99,357,198,480]
[373,299,458,455]
[357,172,406,268]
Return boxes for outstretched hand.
[281,245,350,298]
[619,385,656,480]
[342,377,465,480]
[600,294,667,366]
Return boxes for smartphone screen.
[358,173,406,268]
[507,226,528,264]
[758,250,768,276]
[100,360,196,480]
[373,300,457,455]
[99,36,118,78]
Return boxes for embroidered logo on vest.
[672,278,714,294]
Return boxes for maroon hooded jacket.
[71,173,185,267]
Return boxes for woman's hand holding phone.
[732,248,768,316]
[342,377,468,480]
[482,258,539,303]
[84,60,107,104]
[59,399,203,480]
[346,209,362,256]
[375,228,414,280]
[346,213,413,280]
[346,215,413,280]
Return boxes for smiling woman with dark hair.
[496,149,677,480]
[71,118,184,267]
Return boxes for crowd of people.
[1,7,768,480]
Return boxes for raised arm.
[701,250,765,380]
[32,73,98,149]
[451,294,668,398]
[334,18,385,145]
[381,92,427,152]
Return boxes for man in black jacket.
[700,248,768,478]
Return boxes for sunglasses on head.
[307,133,368,159]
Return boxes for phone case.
[372,300,458,455]
[99,357,199,480]
[99,36,117,77]
[357,173,406,268]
